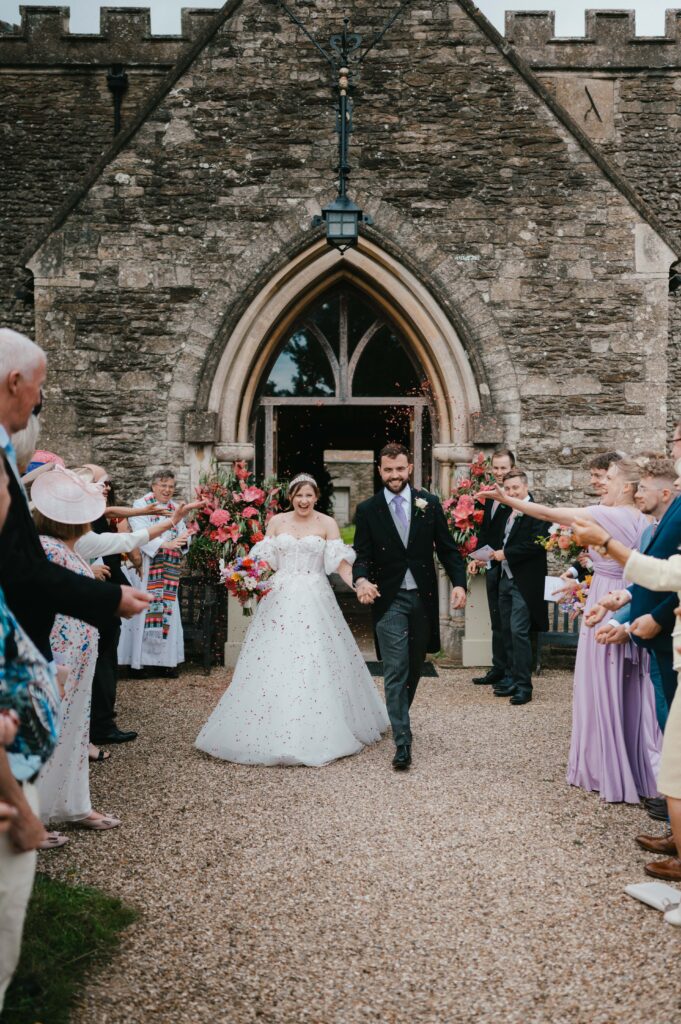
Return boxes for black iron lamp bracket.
[264,0,412,250]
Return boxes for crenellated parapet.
[506,9,681,69]
[0,6,220,65]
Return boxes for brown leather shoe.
[636,832,677,856]
[644,856,681,881]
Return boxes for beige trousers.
[658,675,681,800]
[0,782,38,1012]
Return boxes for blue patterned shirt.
[0,582,60,781]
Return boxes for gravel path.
[42,666,681,1024]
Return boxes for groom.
[353,443,467,770]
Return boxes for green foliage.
[340,524,356,545]
[3,873,138,1024]
[184,532,223,582]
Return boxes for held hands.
[451,586,467,610]
[600,589,632,611]
[572,517,607,549]
[356,579,380,605]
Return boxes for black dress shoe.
[493,683,517,697]
[509,690,532,705]
[643,797,668,821]
[392,744,412,770]
[91,728,138,744]
[472,670,505,685]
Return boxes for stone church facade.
[1,2,679,507]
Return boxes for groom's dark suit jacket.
[353,488,466,654]
[0,453,121,660]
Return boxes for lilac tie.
[392,493,409,530]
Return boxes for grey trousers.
[486,565,510,678]
[375,590,430,745]
[498,573,533,693]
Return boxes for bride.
[195,473,389,766]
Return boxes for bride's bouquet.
[223,556,273,616]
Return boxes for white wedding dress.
[195,534,389,766]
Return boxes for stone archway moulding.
[208,237,484,481]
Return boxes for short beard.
[384,478,409,493]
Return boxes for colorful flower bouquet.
[442,452,496,572]
[559,574,593,621]
[223,556,273,616]
[185,462,285,581]
[537,524,587,564]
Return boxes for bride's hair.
[287,473,321,502]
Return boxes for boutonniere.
[414,496,428,517]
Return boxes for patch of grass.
[3,872,138,1024]
[340,524,356,545]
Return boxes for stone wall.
[324,451,374,524]
[0,6,216,336]
[507,9,681,435]
[25,0,675,501]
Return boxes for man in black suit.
[490,468,549,705]
[353,443,467,770]
[471,448,515,687]
[0,328,151,659]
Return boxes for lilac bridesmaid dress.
[567,505,662,803]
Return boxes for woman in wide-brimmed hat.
[32,466,122,838]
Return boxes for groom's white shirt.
[384,484,417,590]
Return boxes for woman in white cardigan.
[573,514,681,926]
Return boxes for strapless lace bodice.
[250,535,355,577]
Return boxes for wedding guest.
[0,329,150,662]
[471,448,514,688]
[572,512,681,883]
[0,456,60,1011]
[32,467,121,834]
[73,464,200,748]
[585,456,679,732]
[120,469,191,678]
[10,412,40,475]
[561,451,619,583]
[477,455,661,804]
[489,469,548,705]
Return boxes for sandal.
[88,747,111,763]
[39,831,69,850]
[72,813,121,831]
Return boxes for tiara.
[288,473,318,492]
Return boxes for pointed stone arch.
[201,234,517,491]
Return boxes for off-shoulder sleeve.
[324,539,356,574]
[250,538,278,570]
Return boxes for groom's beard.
[383,479,410,494]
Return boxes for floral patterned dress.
[35,537,99,824]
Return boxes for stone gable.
[15,0,678,502]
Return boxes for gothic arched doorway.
[252,284,434,518]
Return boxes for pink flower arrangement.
[443,452,497,569]
[186,462,285,579]
[223,556,273,616]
